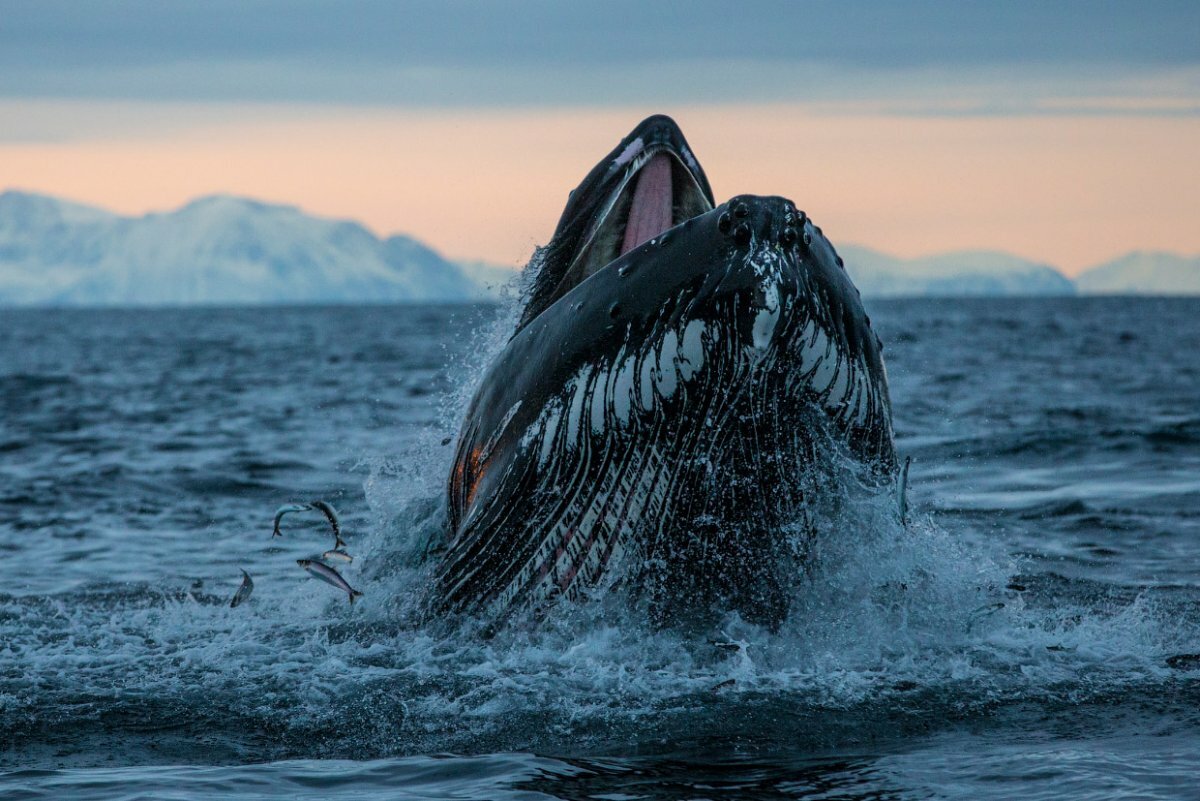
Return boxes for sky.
[1,1,1198,274]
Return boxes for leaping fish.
[297,559,363,604]
[230,569,254,608]
[897,456,912,526]
[273,503,312,538]
[308,500,347,550]
[322,549,353,564]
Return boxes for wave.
[5,298,1199,773]
[4,449,1196,769]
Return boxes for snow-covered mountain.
[3,191,1195,304]
[839,245,1076,297]
[0,191,477,305]
[1075,251,1200,295]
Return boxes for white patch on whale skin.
[838,369,862,423]
[750,281,781,351]
[612,352,638,425]
[678,319,706,381]
[795,319,818,370]
[801,325,830,375]
[638,350,657,411]
[810,345,840,395]
[655,329,679,399]
[538,404,562,466]
[564,364,593,448]
[827,357,850,405]
[590,362,613,435]
[613,137,644,167]
[852,361,872,425]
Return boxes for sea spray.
[358,260,528,571]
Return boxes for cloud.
[1,1,1197,107]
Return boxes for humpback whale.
[436,115,896,629]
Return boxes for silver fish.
[297,559,362,604]
[230,569,254,608]
[897,455,912,526]
[322,549,353,564]
[309,500,347,549]
[273,503,312,538]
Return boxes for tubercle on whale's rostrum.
[717,198,814,252]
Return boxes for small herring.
[309,500,347,550]
[297,559,362,604]
[897,456,912,526]
[322,548,353,564]
[229,569,254,608]
[272,503,311,538]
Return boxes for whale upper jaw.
[518,114,715,330]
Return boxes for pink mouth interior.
[620,153,673,256]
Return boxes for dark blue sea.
[2,297,1199,800]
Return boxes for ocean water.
[2,297,1198,800]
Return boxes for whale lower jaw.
[441,283,889,627]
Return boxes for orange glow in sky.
[2,103,1197,274]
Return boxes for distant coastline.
[2,190,1197,305]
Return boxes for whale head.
[440,115,896,629]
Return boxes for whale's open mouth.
[516,114,717,331]
[560,147,713,292]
